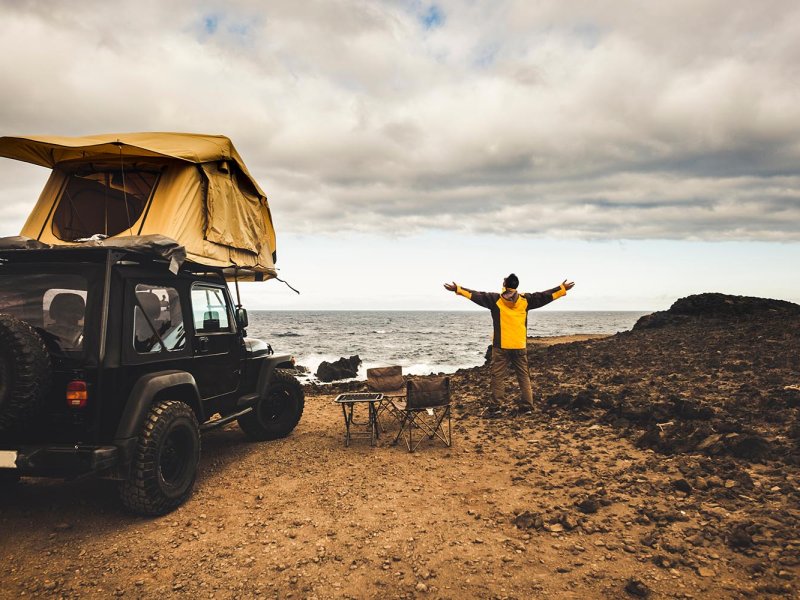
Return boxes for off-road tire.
[238,369,305,441]
[0,314,51,433]
[119,400,200,516]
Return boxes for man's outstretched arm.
[525,279,576,310]
[443,282,498,309]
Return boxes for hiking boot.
[480,403,502,418]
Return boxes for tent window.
[51,168,159,241]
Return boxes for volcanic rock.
[634,292,800,330]
[730,434,772,460]
[575,498,599,514]
[513,511,543,530]
[729,525,754,549]
[624,577,651,597]
[315,355,362,382]
[671,478,692,494]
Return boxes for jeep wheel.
[119,400,200,516]
[0,314,52,433]
[238,369,305,441]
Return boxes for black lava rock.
[634,293,800,330]
[624,577,651,598]
[316,355,362,382]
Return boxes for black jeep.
[0,243,304,515]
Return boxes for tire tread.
[119,400,200,516]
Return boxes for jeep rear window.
[0,274,88,351]
[52,167,159,242]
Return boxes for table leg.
[369,402,377,446]
[341,403,352,447]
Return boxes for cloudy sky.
[0,1,798,310]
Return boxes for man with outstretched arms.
[444,274,575,414]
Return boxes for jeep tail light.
[66,380,88,408]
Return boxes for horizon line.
[245,308,656,313]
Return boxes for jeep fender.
[255,354,295,400]
[114,371,203,446]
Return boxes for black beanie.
[504,273,519,289]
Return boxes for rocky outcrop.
[315,355,362,382]
[634,293,800,330]
[524,293,800,465]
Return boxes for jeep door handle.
[197,336,209,353]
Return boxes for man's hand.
[562,280,575,291]
[444,282,458,292]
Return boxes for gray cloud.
[0,0,799,240]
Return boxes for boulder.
[316,355,362,382]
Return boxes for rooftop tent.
[0,133,277,280]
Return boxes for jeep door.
[188,283,241,401]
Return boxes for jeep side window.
[133,284,185,353]
[190,286,231,333]
[43,288,87,350]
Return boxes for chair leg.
[394,409,454,452]
[392,412,409,447]
[429,406,451,447]
[409,406,451,449]
[375,400,389,433]
[444,406,452,446]
[406,413,414,452]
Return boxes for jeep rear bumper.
[0,445,118,478]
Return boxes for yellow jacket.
[456,284,567,349]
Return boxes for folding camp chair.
[392,377,452,452]
[366,366,406,432]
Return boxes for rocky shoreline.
[313,293,800,597]
[1,293,798,599]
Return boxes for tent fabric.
[1,133,277,279]
[0,132,265,196]
[201,162,270,254]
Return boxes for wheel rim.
[260,385,290,423]
[159,424,194,486]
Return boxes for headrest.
[407,376,450,408]
[136,291,162,320]
[366,366,404,392]
[49,292,85,322]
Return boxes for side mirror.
[236,307,249,329]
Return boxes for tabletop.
[334,393,384,403]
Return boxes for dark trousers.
[490,348,533,407]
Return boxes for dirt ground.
[1,297,799,599]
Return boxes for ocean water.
[246,311,648,381]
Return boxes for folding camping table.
[334,393,384,447]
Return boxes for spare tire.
[0,314,52,433]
